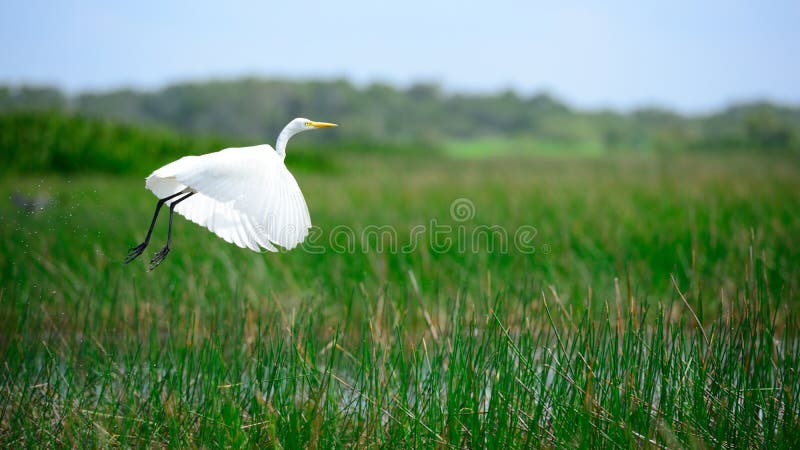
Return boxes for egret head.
[288,117,338,136]
[276,118,338,157]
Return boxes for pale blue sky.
[1,0,799,112]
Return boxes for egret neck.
[275,124,295,159]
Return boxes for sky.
[1,0,799,113]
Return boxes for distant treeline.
[2,79,800,154]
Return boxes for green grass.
[444,136,605,158]
[1,152,799,447]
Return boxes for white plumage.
[125,117,337,269]
[147,145,311,251]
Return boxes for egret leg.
[149,192,195,270]
[124,191,186,264]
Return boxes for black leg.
[124,191,186,264]
[148,192,195,270]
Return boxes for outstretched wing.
[145,145,311,251]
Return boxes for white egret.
[124,118,337,270]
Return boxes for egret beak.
[310,121,338,128]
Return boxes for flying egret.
[124,117,337,270]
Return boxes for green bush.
[0,111,356,174]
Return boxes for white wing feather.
[144,145,311,252]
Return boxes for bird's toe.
[124,243,147,264]
[148,246,170,271]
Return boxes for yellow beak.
[310,121,338,128]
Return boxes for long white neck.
[275,124,297,159]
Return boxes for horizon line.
[2,73,799,118]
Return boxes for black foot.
[124,242,148,264]
[148,245,170,271]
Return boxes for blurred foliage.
[2,79,800,166]
[0,85,67,111]
[0,111,430,174]
[0,111,238,174]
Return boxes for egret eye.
[305,121,312,127]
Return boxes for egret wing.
[145,145,311,251]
